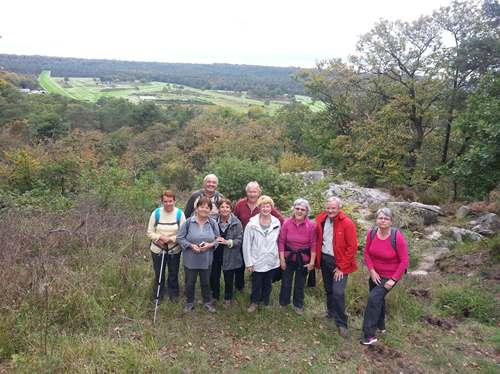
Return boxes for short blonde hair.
[257,195,274,208]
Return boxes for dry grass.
[0,202,499,372]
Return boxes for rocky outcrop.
[295,171,325,184]
[326,181,393,207]
[448,227,483,242]
[386,202,443,229]
[469,213,500,236]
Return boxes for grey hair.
[203,174,219,184]
[245,181,262,193]
[293,198,311,213]
[376,207,393,220]
[326,196,342,208]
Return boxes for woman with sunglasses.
[278,198,316,315]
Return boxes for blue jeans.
[320,253,349,328]
[362,278,394,338]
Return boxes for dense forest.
[1,0,497,211]
[0,54,304,97]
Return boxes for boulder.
[469,213,500,236]
[326,181,393,207]
[448,227,483,242]
[456,205,471,219]
[295,171,325,184]
[386,202,443,229]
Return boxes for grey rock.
[386,202,443,228]
[449,227,483,242]
[426,231,442,240]
[470,213,500,236]
[326,181,393,207]
[295,171,325,184]
[409,270,429,276]
[456,205,471,219]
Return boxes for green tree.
[351,16,443,177]
[434,0,500,163]
[446,74,500,200]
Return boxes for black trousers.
[235,258,245,291]
[210,246,224,300]
[250,270,274,305]
[279,259,307,308]
[223,269,237,300]
[362,278,393,338]
[320,253,349,328]
[151,251,181,299]
[184,267,211,304]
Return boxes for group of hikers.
[147,174,409,345]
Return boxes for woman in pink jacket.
[361,207,409,345]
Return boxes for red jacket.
[315,211,358,274]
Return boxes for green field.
[38,71,324,114]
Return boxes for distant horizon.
[0,52,305,70]
[2,0,452,68]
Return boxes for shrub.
[278,152,319,173]
[436,286,497,324]
[206,156,300,210]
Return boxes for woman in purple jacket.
[278,198,316,315]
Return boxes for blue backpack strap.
[175,208,183,225]
[154,208,161,227]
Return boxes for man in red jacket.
[315,196,358,338]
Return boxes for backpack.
[369,227,398,252]
[367,227,408,273]
[154,207,183,227]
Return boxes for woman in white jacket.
[242,195,281,312]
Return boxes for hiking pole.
[153,248,167,325]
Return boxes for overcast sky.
[2,0,452,67]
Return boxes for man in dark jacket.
[184,174,224,218]
[315,196,358,338]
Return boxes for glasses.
[377,216,391,221]
[294,207,307,212]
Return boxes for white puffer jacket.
[242,214,281,272]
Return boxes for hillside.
[37,70,296,113]
[0,54,305,97]
[1,180,498,373]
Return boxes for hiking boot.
[247,303,258,313]
[377,328,386,335]
[360,336,378,345]
[338,326,349,338]
[204,303,216,313]
[183,303,195,313]
[293,306,304,315]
